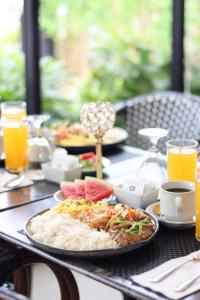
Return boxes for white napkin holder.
[42,149,82,183]
[114,178,158,209]
[42,162,82,183]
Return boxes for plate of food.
[53,122,128,153]
[25,199,158,258]
[78,152,111,174]
[54,177,114,203]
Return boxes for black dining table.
[0,145,200,300]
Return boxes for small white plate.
[54,190,66,202]
[146,201,195,229]
[81,157,111,174]
[53,189,115,203]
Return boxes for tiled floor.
[31,264,123,300]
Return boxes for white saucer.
[146,201,195,229]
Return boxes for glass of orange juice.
[1,101,29,175]
[167,139,198,182]
[195,167,200,241]
[3,120,29,174]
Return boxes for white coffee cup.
[159,181,195,222]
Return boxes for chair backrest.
[125,91,200,153]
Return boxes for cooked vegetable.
[52,200,155,246]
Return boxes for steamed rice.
[29,211,118,251]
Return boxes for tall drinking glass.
[27,115,53,168]
[3,120,29,174]
[137,128,168,186]
[1,101,28,183]
[1,101,26,121]
[195,167,200,241]
[167,139,198,182]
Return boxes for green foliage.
[40,0,171,116]
[1,0,173,123]
[80,45,170,104]
[0,51,79,120]
[0,51,25,101]
[40,0,171,49]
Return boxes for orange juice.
[195,169,200,241]
[3,122,29,173]
[167,148,197,182]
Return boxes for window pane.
[40,0,172,120]
[0,0,25,101]
[185,1,200,95]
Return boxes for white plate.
[146,201,195,229]
[54,190,66,202]
[56,127,128,153]
[53,189,115,203]
[81,157,111,174]
[103,127,128,145]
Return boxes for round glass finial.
[80,102,116,137]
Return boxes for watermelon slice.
[61,182,77,199]
[85,177,113,201]
[75,179,85,199]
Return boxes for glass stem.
[149,137,159,153]
[96,136,103,179]
[35,127,41,137]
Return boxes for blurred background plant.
[39,0,171,124]
[80,45,170,104]
[0,50,78,120]
[1,0,199,125]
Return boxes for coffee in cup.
[159,181,195,222]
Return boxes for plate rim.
[56,127,128,149]
[24,206,159,258]
[53,190,65,202]
[53,190,116,203]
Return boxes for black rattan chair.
[0,239,79,300]
[0,242,22,287]
[116,91,200,153]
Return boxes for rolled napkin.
[131,250,200,300]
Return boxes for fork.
[150,252,200,283]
